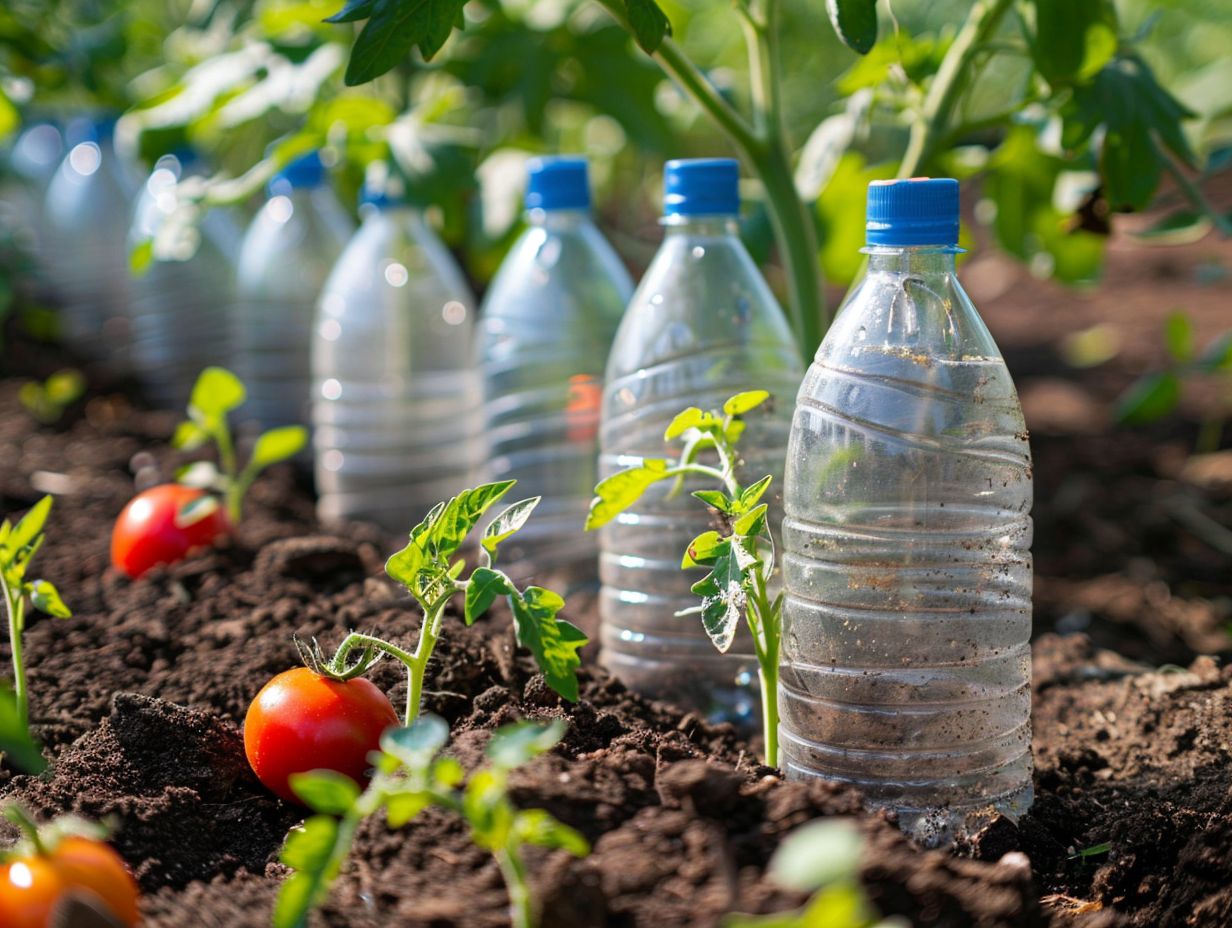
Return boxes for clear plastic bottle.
[234,151,353,433]
[478,156,633,589]
[598,158,804,726]
[313,183,479,532]
[127,151,242,409]
[1,121,62,265]
[42,117,135,363]
[780,178,1033,846]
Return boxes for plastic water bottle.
[234,151,352,433]
[598,158,804,726]
[42,117,134,363]
[128,151,242,409]
[780,178,1033,845]
[478,156,633,588]
[313,183,479,532]
[1,121,62,265]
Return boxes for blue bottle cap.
[663,158,740,218]
[359,183,403,210]
[268,150,327,196]
[865,177,959,246]
[525,156,590,211]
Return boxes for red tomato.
[110,484,230,579]
[244,667,399,804]
[0,837,140,927]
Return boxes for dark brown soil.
[0,215,1230,927]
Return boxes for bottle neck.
[661,213,739,237]
[864,244,958,275]
[526,207,592,232]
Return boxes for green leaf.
[8,496,51,555]
[481,497,540,560]
[29,580,70,618]
[433,756,465,788]
[586,459,671,530]
[44,370,85,406]
[486,719,566,770]
[0,685,46,774]
[189,367,246,422]
[1198,333,1232,373]
[816,153,897,286]
[129,239,154,276]
[1132,210,1214,245]
[740,475,773,511]
[733,503,769,538]
[465,567,515,626]
[342,0,466,85]
[768,819,864,891]
[175,493,221,528]
[722,391,769,416]
[690,546,750,653]
[381,715,449,772]
[429,481,516,560]
[1028,0,1118,87]
[826,0,878,55]
[623,0,671,54]
[290,771,361,815]
[251,426,309,470]
[385,790,431,827]
[171,420,210,451]
[1115,372,1181,425]
[462,768,514,849]
[514,809,590,857]
[691,490,732,513]
[509,589,587,702]
[275,816,344,928]
[664,407,711,441]
[325,0,378,23]
[682,531,727,569]
[1164,312,1194,363]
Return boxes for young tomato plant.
[297,480,588,728]
[111,367,308,579]
[0,497,70,731]
[18,369,85,425]
[275,715,588,928]
[585,390,783,766]
[0,805,141,928]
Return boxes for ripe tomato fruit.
[0,836,140,927]
[244,667,399,804]
[111,483,230,579]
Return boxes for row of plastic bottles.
[3,122,1032,844]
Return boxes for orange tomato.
[0,837,140,927]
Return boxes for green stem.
[1160,146,1232,237]
[216,426,241,523]
[748,569,780,767]
[1,579,26,727]
[898,0,1016,179]
[497,846,535,928]
[330,620,438,726]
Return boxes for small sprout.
[172,367,308,523]
[305,480,587,726]
[275,715,588,928]
[724,818,881,928]
[587,390,784,766]
[0,496,71,742]
[1068,841,1112,861]
[18,369,85,424]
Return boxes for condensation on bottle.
[42,117,135,365]
[478,156,633,589]
[313,178,480,533]
[128,151,242,409]
[780,178,1033,846]
[234,150,353,434]
[598,158,804,727]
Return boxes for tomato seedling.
[244,667,399,804]
[586,390,783,766]
[0,497,71,736]
[296,480,587,727]
[171,366,308,524]
[18,369,85,425]
[276,715,588,928]
[110,483,231,579]
[0,805,140,928]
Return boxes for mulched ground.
[0,213,1230,927]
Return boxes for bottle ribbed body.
[234,187,352,433]
[780,247,1033,845]
[598,217,803,727]
[128,161,240,409]
[42,136,133,363]
[478,211,633,587]
[313,206,479,532]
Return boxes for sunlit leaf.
[1115,372,1180,425]
[189,367,246,423]
[509,589,587,702]
[768,818,864,891]
[485,719,566,770]
[290,770,361,816]
[1164,312,1194,363]
[0,685,45,774]
[464,566,514,626]
[514,808,589,856]
[623,0,671,54]
[381,715,449,771]
[481,497,540,560]
[722,390,769,416]
[29,580,70,618]
[826,0,878,55]
[250,426,309,470]
[586,459,671,530]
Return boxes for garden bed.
[2,229,1231,927]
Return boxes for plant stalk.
[1,577,26,726]
[496,846,535,928]
[898,0,1016,179]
